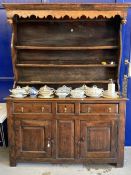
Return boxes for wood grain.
[4,3,128,167]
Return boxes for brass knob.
[64,106,67,113]
[21,107,24,113]
[87,107,91,113]
[108,107,112,113]
[41,107,45,112]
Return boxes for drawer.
[57,103,75,114]
[80,104,118,114]
[13,103,52,113]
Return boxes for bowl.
[56,92,68,98]
[71,89,85,97]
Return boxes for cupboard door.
[14,119,52,159]
[80,120,117,158]
[56,119,75,159]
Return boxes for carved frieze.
[3,3,130,21]
[5,10,127,20]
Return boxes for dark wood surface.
[6,100,126,167]
[13,16,120,90]
[4,3,128,167]
[3,3,131,10]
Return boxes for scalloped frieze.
[6,10,127,21]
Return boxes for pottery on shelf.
[56,85,72,93]
[85,85,103,97]
[70,88,85,98]
[39,85,55,97]
[9,86,28,95]
[56,85,72,98]
[103,90,119,98]
[29,87,38,97]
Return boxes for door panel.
[14,119,52,159]
[80,119,117,158]
[56,119,75,159]
[87,126,111,152]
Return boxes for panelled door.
[56,119,75,159]
[14,119,52,159]
[80,119,118,159]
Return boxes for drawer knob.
[47,138,51,148]
[87,107,91,113]
[108,107,112,112]
[21,107,24,113]
[41,107,45,112]
[71,28,74,32]
[64,106,67,113]
[80,136,85,142]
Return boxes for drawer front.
[57,103,75,114]
[14,103,52,113]
[80,104,118,114]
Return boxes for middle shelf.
[16,64,117,68]
[15,45,119,50]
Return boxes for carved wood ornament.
[3,3,130,22]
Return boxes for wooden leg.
[10,159,17,167]
[116,161,124,168]
[10,160,16,167]
[0,123,6,147]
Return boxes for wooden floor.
[0,147,131,175]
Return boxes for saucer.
[70,95,86,99]
[10,94,27,98]
[38,95,54,99]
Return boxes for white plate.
[10,94,27,98]
[70,95,86,99]
[38,95,54,99]
[103,95,119,99]
[86,94,102,98]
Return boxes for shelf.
[16,64,117,68]
[15,45,119,50]
[17,80,116,85]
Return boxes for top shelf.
[15,45,119,50]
